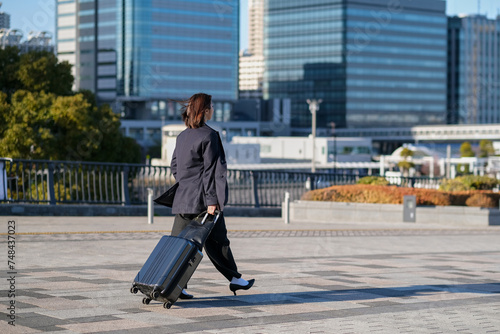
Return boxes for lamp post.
[306,99,322,173]
[330,122,336,175]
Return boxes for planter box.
[287,201,500,227]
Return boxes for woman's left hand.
[207,205,217,215]
[207,205,218,215]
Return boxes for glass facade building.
[57,0,239,106]
[264,0,447,131]
[448,15,500,124]
[0,11,10,29]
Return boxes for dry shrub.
[301,185,452,206]
[301,185,500,207]
[465,193,498,208]
[413,188,451,206]
[449,191,474,206]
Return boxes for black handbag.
[154,182,179,208]
[177,211,220,250]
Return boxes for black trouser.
[171,212,241,282]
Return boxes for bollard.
[283,191,290,224]
[403,195,416,223]
[147,188,154,224]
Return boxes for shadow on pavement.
[169,283,500,309]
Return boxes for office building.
[264,0,447,132]
[248,0,264,56]
[239,50,264,98]
[0,2,10,29]
[448,15,500,124]
[56,0,239,108]
[239,0,264,98]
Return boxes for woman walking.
[170,93,255,299]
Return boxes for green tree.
[458,142,475,174]
[397,147,415,176]
[0,90,57,159]
[0,46,22,95]
[478,139,495,158]
[460,142,475,157]
[0,49,142,163]
[17,50,73,96]
[0,90,142,163]
[0,92,10,136]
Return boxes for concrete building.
[56,0,239,108]
[447,15,500,124]
[0,29,54,53]
[154,124,260,167]
[0,28,21,47]
[154,124,373,173]
[335,123,500,155]
[264,0,447,133]
[231,136,373,164]
[120,97,292,148]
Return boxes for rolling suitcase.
[130,211,219,309]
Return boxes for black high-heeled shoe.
[229,279,255,296]
[179,290,193,299]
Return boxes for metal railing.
[0,158,443,207]
[384,175,443,189]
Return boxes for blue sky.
[2,0,499,50]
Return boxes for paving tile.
[116,311,196,326]
[60,319,154,333]
[7,219,500,334]
[36,307,128,320]
[0,320,41,333]
[60,295,91,301]
[16,289,53,299]
[9,313,72,330]
[22,297,93,311]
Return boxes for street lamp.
[330,122,336,175]
[306,99,322,173]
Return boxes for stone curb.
[0,204,281,217]
[287,200,500,227]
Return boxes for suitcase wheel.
[142,298,151,305]
[163,302,172,309]
[150,290,160,300]
[130,286,139,294]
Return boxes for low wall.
[287,201,500,227]
[0,204,281,217]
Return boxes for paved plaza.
[0,215,499,333]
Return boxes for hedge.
[439,175,498,191]
[301,185,500,208]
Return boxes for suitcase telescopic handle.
[200,210,220,225]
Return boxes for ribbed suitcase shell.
[133,236,202,304]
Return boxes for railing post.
[0,159,8,201]
[147,187,154,224]
[283,191,290,224]
[47,163,56,205]
[309,174,316,191]
[121,166,131,206]
[250,171,260,208]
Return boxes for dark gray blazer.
[170,124,228,214]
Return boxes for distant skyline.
[2,0,499,50]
